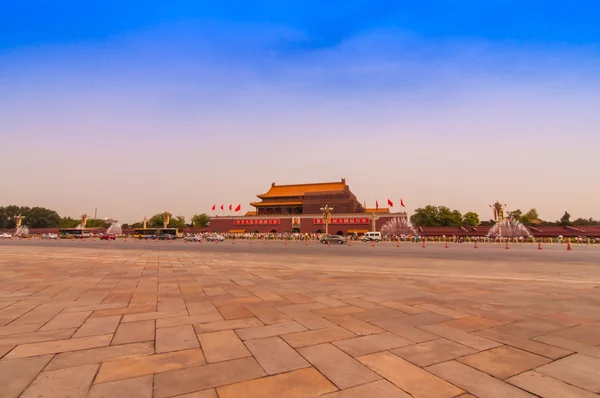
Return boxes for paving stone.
[438,316,504,332]
[236,321,307,340]
[533,334,600,359]
[427,360,537,398]
[216,367,338,398]
[391,338,477,367]
[0,355,53,398]
[0,322,44,336]
[458,346,551,379]
[314,305,365,316]
[5,334,112,359]
[321,380,411,397]
[156,312,224,328]
[358,351,464,398]
[47,341,155,370]
[323,314,384,335]
[20,364,98,398]
[285,311,335,330]
[95,348,206,383]
[282,326,356,348]
[156,325,200,353]
[370,318,439,343]
[416,303,470,319]
[111,320,155,345]
[218,304,255,319]
[544,324,600,346]
[171,390,218,398]
[198,330,251,362]
[90,305,156,318]
[121,311,188,323]
[299,343,381,389]
[475,329,573,359]
[333,332,413,357]
[508,371,599,398]
[534,354,600,393]
[420,324,503,350]
[244,306,291,324]
[193,317,263,334]
[379,301,426,314]
[0,344,13,358]
[245,336,310,375]
[154,357,266,398]
[87,375,153,398]
[38,310,92,331]
[73,315,121,338]
[0,328,76,346]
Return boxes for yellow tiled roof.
[258,179,347,198]
[365,208,390,213]
[244,211,257,216]
[250,201,303,207]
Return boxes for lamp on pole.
[320,205,333,236]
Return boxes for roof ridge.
[269,179,346,188]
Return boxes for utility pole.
[94,208,98,219]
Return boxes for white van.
[362,232,382,242]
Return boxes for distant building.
[209,179,407,235]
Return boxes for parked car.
[361,232,382,242]
[184,235,202,242]
[157,234,176,240]
[41,233,58,239]
[205,234,225,242]
[99,234,116,241]
[0,232,12,239]
[320,235,348,245]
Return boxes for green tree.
[148,213,186,228]
[560,211,571,226]
[410,205,441,227]
[86,219,108,228]
[462,212,480,227]
[572,217,599,226]
[191,213,210,228]
[58,217,80,228]
[521,209,540,225]
[508,209,523,223]
[22,207,61,228]
[410,205,463,227]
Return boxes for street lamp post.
[320,205,333,236]
[162,212,172,229]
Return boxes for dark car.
[99,234,116,241]
[320,235,348,245]
[157,234,176,240]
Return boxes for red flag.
[400,198,405,208]
[220,204,224,211]
[235,204,241,212]
[211,205,216,211]
[387,198,394,207]
[376,200,379,210]
[229,204,232,211]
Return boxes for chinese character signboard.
[234,219,281,225]
[313,217,369,225]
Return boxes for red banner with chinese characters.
[313,217,369,225]
[234,219,281,225]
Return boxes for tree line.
[409,206,599,227]
[0,206,211,229]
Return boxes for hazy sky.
[2,1,600,223]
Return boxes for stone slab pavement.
[0,244,599,397]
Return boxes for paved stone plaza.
[1,241,599,397]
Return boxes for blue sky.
[2,1,600,222]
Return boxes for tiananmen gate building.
[208,179,408,235]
